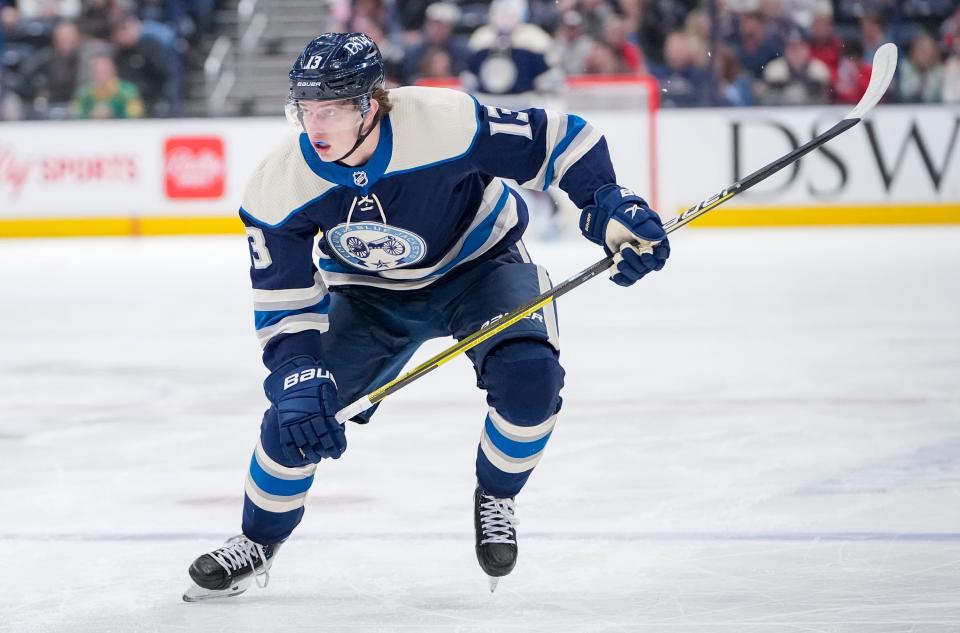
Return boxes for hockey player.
[183,32,670,601]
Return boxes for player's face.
[286,98,366,160]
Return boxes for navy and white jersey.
[240,86,615,368]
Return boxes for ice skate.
[474,486,518,593]
[182,534,281,602]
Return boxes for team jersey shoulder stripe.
[384,86,480,175]
[241,131,338,227]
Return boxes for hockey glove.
[264,355,346,464]
[579,184,670,287]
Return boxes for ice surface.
[1,228,959,632]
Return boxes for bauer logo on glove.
[282,367,337,390]
[579,183,671,287]
[265,355,347,464]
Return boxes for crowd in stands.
[0,0,216,119]
[330,0,960,108]
[2,0,959,120]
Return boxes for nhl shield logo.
[352,171,368,187]
[327,222,427,271]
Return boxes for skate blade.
[182,578,252,602]
[488,576,500,593]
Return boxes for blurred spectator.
[831,40,872,104]
[780,0,830,29]
[77,0,121,41]
[618,0,642,31]
[712,43,756,106]
[1,9,24,121]
[859,12,890,62]
[72,52,143,119]
[348,13,404,85]
[759,27,830,104]
[402,2,469,84]
[600,14,643,74]
[809,8,841,75]
[731,10,782,78]
[899,31,944,103]
[17,0,80,21]
[944,51,960,103]
[396,0,432,37]
[350,0,392,34]
[20,19,84,117]
[3,3,52,50]
[0,4,6,63]
[943,8,960,51]
[944,10,960,103]
[417,46,453,79]
[575,0,616,40]
[462,0,562,102]
[683,8,711,68]
[111,13,182,116]
[758,0,794,41]
[648,31,711,107]
[553,10,593,75]
[635,0,671,65]
[583,41,625,74]
[137,0,193,39]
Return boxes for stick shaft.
[335,44,899,423]
[334,117,864,423]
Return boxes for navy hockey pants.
[242,243,564,545]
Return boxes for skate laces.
[479,494,518,545]
[211,536,272,588]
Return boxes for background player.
[182,31,669,601]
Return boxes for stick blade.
[845,43,898,121]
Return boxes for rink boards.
[0,103,958,237]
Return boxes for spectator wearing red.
[944,9,960,103]
[831,40,871,104]
[809,9,841,76]
[943,7,960,51]
[601,14,643,74]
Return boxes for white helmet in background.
[489,0,528,32]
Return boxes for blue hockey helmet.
[288,32,384,109]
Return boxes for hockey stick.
[335,43,899,424]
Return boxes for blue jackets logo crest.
[327,222,427,271]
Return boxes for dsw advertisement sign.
[659,105,960,211]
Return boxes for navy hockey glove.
[264,356,346,464]
[579,184,670,287]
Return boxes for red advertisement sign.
[164,136,225,199]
